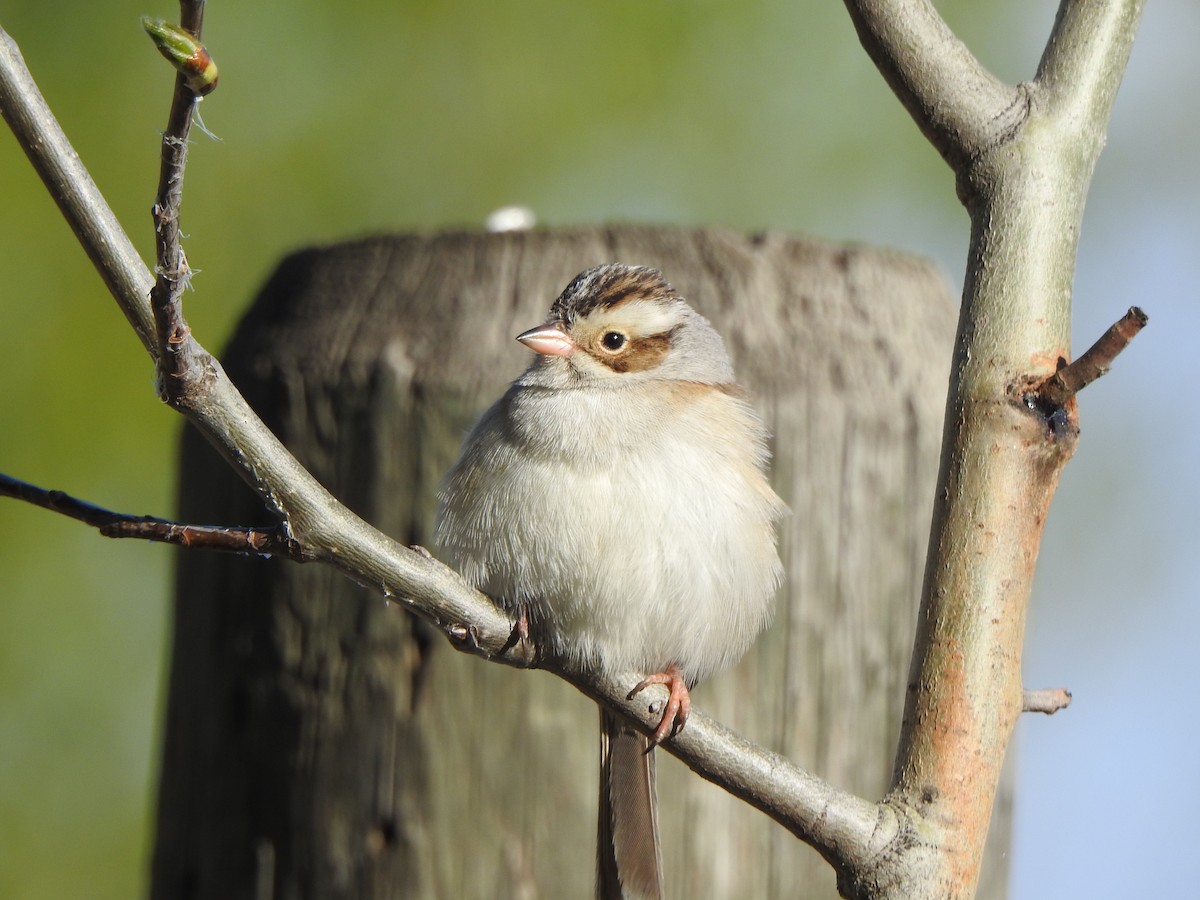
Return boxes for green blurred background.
[1,2,1194,897]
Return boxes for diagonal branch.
[1037,0,1149,133]
[572,667,887,877]
[0,17,505,667]
[0,22,878,874]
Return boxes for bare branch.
[841,0,1022,168]
[0,22,873,869]
[565,666,887,876]
[0,472,306,557]
[1037,1,1149,132]
[148,4,209,400]
[846,0,1147,896]
[0,16,505,659]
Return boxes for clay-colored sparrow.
[435,264,785,899]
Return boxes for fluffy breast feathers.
[435,264,785,684]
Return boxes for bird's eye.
[600,331,627,352]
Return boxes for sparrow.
[434,264,786,900]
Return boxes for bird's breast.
[460,382,783,680]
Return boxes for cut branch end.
[1022,687,1073,715]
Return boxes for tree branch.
[841,0,1022,169]
[0,1,1150,892]
[0,473,310,557]
[0,21,875,873]
[0,13,507,659]
[566,666,886,876]
[1037,1,1149,134]
[149,5,207,398]
[1035,306,1147,408]
[853,0,1146,896]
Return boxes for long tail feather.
[597,707,665,900]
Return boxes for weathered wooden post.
[151,226,998,899]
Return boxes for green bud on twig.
[141,17,219,96]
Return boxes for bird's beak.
[516,323,576,357]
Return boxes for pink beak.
[516,323,576,357]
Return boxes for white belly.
[436,381,784,684]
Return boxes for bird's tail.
[597,707,665,900]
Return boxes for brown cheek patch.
[603,333,671,373]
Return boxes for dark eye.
[600,331,627,352]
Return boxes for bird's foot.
[628,663,690,746]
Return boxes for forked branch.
[846,0,1146,897]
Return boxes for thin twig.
[150,2,209,402]
[0,473,307,558]
[1038,307,1148,407]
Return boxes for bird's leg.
[628,663,691,745]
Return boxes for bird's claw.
[628,663,691,746]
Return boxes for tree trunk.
[150,225,1001,898]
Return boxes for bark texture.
[151,226,991,899]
